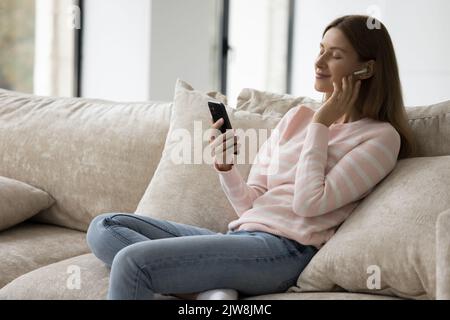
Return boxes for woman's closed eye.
[319,49,342,59]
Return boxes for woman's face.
[314,27,368,94]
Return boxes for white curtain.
[34,0,79,97]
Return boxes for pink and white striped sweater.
[214,105,401,248]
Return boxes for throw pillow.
[289,156,450,299]
[135,79,285,232]
[0,176,55,231]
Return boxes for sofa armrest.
[436,208,450,300]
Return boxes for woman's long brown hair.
[323,15,417,159]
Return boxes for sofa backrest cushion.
[237,89,450,157]
[290,155,450,299]
[405,101,450,157]
[0,89,172,231]
[236,87,322,116]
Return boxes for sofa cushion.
[405,100,450,157]
[0,252,400,300]
[236,88,322,116]
[0,222,90,288]
[236,89,450,157]
[0,253,108,300]
[245,292,401,300]
[436,208,450,299]
[0,89,172,231]
[0,253,177,300]
[290,156,450,299]
[0,176,55,231]
[135,79,283,233]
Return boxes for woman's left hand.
[313,75,361,127]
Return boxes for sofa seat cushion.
[245,292,401,300]
[0,222,90,288]
[0,252,399,300]
[0,253,177,300]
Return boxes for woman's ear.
[358,60,375,79]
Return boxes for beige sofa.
[0,80,449,300]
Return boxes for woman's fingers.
[341,75,356,104]
[214,136,238,155]
[210,129,239,161]
[209,129,235,149]
[211,118,224,129]
[209,118,224,144]
[349,75,355,96]
[346,75,358,104]
[331,81,340,100]
[342,76,347,97]
[208,118,240,163]
[347,75,353,102]
[214,140,239,164]
[349,80,361,105]
[222,142,240,158]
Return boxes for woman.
[87,15,416,300]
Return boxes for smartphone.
[208,101,233,134]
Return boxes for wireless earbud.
[353,67,368,76]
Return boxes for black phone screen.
[208,101,233,134]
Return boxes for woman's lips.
[315,73,331,79]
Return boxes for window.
[0,0,35,93]
[0,0,81,97]
[225,0,291,107]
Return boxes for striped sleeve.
[292,122,401,217]
[213,107,295,217]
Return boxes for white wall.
[149,0,221,101]
[291,0,450,106]
[81,0,220,101]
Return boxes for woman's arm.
[214,155,268,217]
[214,107,295,217]
[292,122,401,217]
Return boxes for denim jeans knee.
[86,212,126,267]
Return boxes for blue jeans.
[86,213,318,300]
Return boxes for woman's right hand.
[209,118,239,172]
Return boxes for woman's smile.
[315,73,331,80]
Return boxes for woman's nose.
[315,54,327,68]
